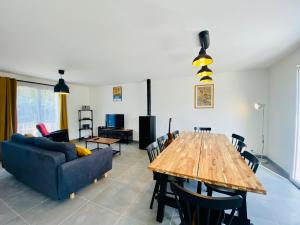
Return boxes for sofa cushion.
[75,145,92,157]
[34,137,77,162]
[11,133,35,145]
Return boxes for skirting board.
[257,155,299,190]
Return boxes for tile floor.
[0,143,300,225]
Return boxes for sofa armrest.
[57,147,113,199]
[2,141,66,199]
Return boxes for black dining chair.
[147,142,162,209]
[199,127,212,133]
[231,133,245,149]
[157,135,168,152]
[194,127,199,132]
[146,142,184,209]
[206,150,260,197]
[236,141,247,153]
[172,130,180,139]
[171,182,243,225]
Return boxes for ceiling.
[0,0,300,86]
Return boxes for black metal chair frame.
[231,133,245,149]
[194,127,212,133]
[199,127,211,133]
[146,142,184,210]
[171,182,243,225]
[236,141,247,153]
[172,130,180,139]
[157,135,168,152]
[205,151,259,225]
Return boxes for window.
[17,82,59,136]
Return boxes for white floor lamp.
[254,103,268,163]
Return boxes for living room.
[1,1,300,225]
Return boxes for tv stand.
[98,127,133,144]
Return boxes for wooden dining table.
[148,132,266,225]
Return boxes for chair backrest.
[236,141,247,153]
[171,183,243,225]
[199,127,211,133]
[231,133,245,149]
[172,130,180,139]
[241,151,260,173]
[146,142,160,163]
[36,123,49,136]
[157,135,168,152]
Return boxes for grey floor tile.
[0,200,18,225]
[123,190,174,225]
[109,162,133,179]
[21,197,87,225]
[77,176,113,201]
[92,180,140,213]
[115,215,147,225]
[5,217,28,225]
[0,143,300,225]
[3,187,48,215]
[60,202,120,225]
[0,176,27,201]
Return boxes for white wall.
[90,70,269,152]
[90,83,146,140]
[66,84,90,140]
[0,72,91,140]
[268,48,300,176]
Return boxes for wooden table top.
[86,137,120,145]
[148,132,266,195]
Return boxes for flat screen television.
[105,114,124,128]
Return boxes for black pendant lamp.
[193,30,214,83]
[192,31,213,67]
[54,70,69,94]
[192,48,213,67]
[196,65,213,77]
[200,76,213,83]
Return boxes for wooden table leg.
[156,174,168,222]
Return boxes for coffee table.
[85,137,121,155]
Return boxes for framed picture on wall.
[194,84,214,109]
[113,86,122,101]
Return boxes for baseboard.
[264,156,290,179]
[257,155,299,190]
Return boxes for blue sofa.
[1,134,113,200]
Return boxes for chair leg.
[150,180,159,209]
[207,186,213,196]
[197,181,202,194]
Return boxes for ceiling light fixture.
[200,76,213,83]
[196,65,213,77]
[54,70,69,94]
[193,30,214,83]
[192,31,213,67]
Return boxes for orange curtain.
[59,94,68,130]
[0,77,17,141]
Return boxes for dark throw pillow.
[11,133,35,145]
[34,137,77,162]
